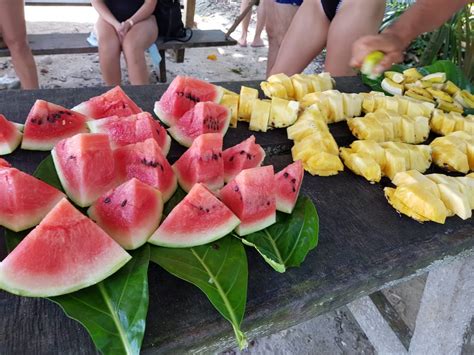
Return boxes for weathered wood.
[0,78,473,354]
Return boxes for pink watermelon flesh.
[154,76,223,127]
[21,100,89,151]
[88,178,163,250]
[0,198,131,297]
[148,183,240,247]
[168,101,231,147]
[52,133,117,207]
[0,167,65,232]
[0,158,11,168]
[0,114,22,155]
[114,138,177,202]
[275,160,303,213]
[223,135,266,182]
[87,112,171,155]
[72,86,142,119]
[172,133,224,193]
[219,165,276,236]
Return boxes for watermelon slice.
[88,178,163,250]
[172,133,224,193]
[223,135,266,182]
[148,183,240,247]
[0,158,11,168]
[275,160,304,213]
[0,114,22,155]
[168,101,231,147]
[72,86,142,119]
[52,133,117,207]
[0,166,65,232]
[0,198,131,297]
[219,166,276,236]
[154,76,224,127]
[21,100,89,151]
[87,112,171,155]
[114,138,177,202]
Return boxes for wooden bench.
[0,30,237,82]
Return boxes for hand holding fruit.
[351,32,407,75]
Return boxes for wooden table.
[0,78,473,354]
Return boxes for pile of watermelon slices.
[0,82,305,300]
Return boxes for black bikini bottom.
[321,0,342,21]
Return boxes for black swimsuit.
[104,0,144,22]
[321,0,342,21]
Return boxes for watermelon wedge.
[52,133,117,207]
[0,158,11,168]
[0,166,65,232]
[87,112,171,155]
[0,198,131,297]
[275,160,304,213]
[72,86,142,119]
[0,114,22,155]
[219,166,276,236]
[168,101,231,147]
[172,133,224,193]
[21,100,89,151]
[223,135,266,182]
[154,76,224,127]
[88,178,163,250]
[114,138,177,202]
[148,183,240,247]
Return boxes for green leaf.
[239,197,319,273]
[162,186,187,217]
[33,154,63,191]
[149,236,248,349]
[50,245,150,355]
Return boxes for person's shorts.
[275,0,303,6]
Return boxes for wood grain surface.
[0,78,472,354]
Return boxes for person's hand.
[119,20,133,41]
[350,32,407,75]
[112,21,125,43]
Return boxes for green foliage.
[240,197,319,273]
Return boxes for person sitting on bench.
[0,0,39,89]
[91,0,158,85]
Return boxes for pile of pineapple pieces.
[386,170,474,223]
[431,131,474,174]
[381,68,474,113]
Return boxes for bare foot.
[238,37,247,47]
[250,38,265,47]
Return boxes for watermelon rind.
[0,130,22,155]
[13,123,24,132]
[154,102,173,127]
[275,160,304,214]
[235,212,276,237]
[0,199,132,297]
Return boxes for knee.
[4,35,30,55]
[122,40,145,62]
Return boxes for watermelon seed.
[218,152,222,157]
[291,178,296,183]
[246,154,252,160]
[292,187,296,192]
[267,201,270,206]
[229,156,234,162]
[240,150,245,155]
[68,155,76,160]
[121,200,128,207]
[65,111,72,116]
[212,154,218,160]
[234,186,239,192]
[155,129,161,135]
[206,208,210,212]
[283,172,289,178]
[104,197,111,204]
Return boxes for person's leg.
[325,0,385,76]
[95,17,122,86]
[238,0,252,47]
[251,0,266,47]
[269,0,330,76]
[0,0,38,89]
[122,16,158,85]
[265,1,299,76]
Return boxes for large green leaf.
[50,245,150,355]
[2,155,151,355]
[149,236,248,349]
[239,197,319,273]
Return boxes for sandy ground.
[0,2,434,354]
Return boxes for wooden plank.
[0,79,472,353]
[183,0,196,27]
[25,0,91,5]
[0,30,236,58]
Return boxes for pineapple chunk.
[268,73,295,99]
[249,99,271,132]
[362,93,377,112]
[291,74,313,101]
[340,148,381,182]
[400,116,416,144]
[392,170,440,198]
[408,147,431,173]
[269,97,300,128]
[383,149,407,180]
[342,93,363,118]
[221,87,239,96]
[443,80,461,95]
[384,187,430,222]
[437,183,472,220]
[317,72,334,91]
[324,90,345,122]
[306,74,322,92]
[238,86,259,122]
[431,145,469,173]
[220,94,239,128]
[395,96,410,115]
[260,81,288,99]
[304,151,344,176]
[350,140,386,167]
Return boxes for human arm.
[91,0,121,30]
[350,0,470,73]
[119,0,158,37]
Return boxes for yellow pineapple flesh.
[238,86,259,122]
[249,99,271,132]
